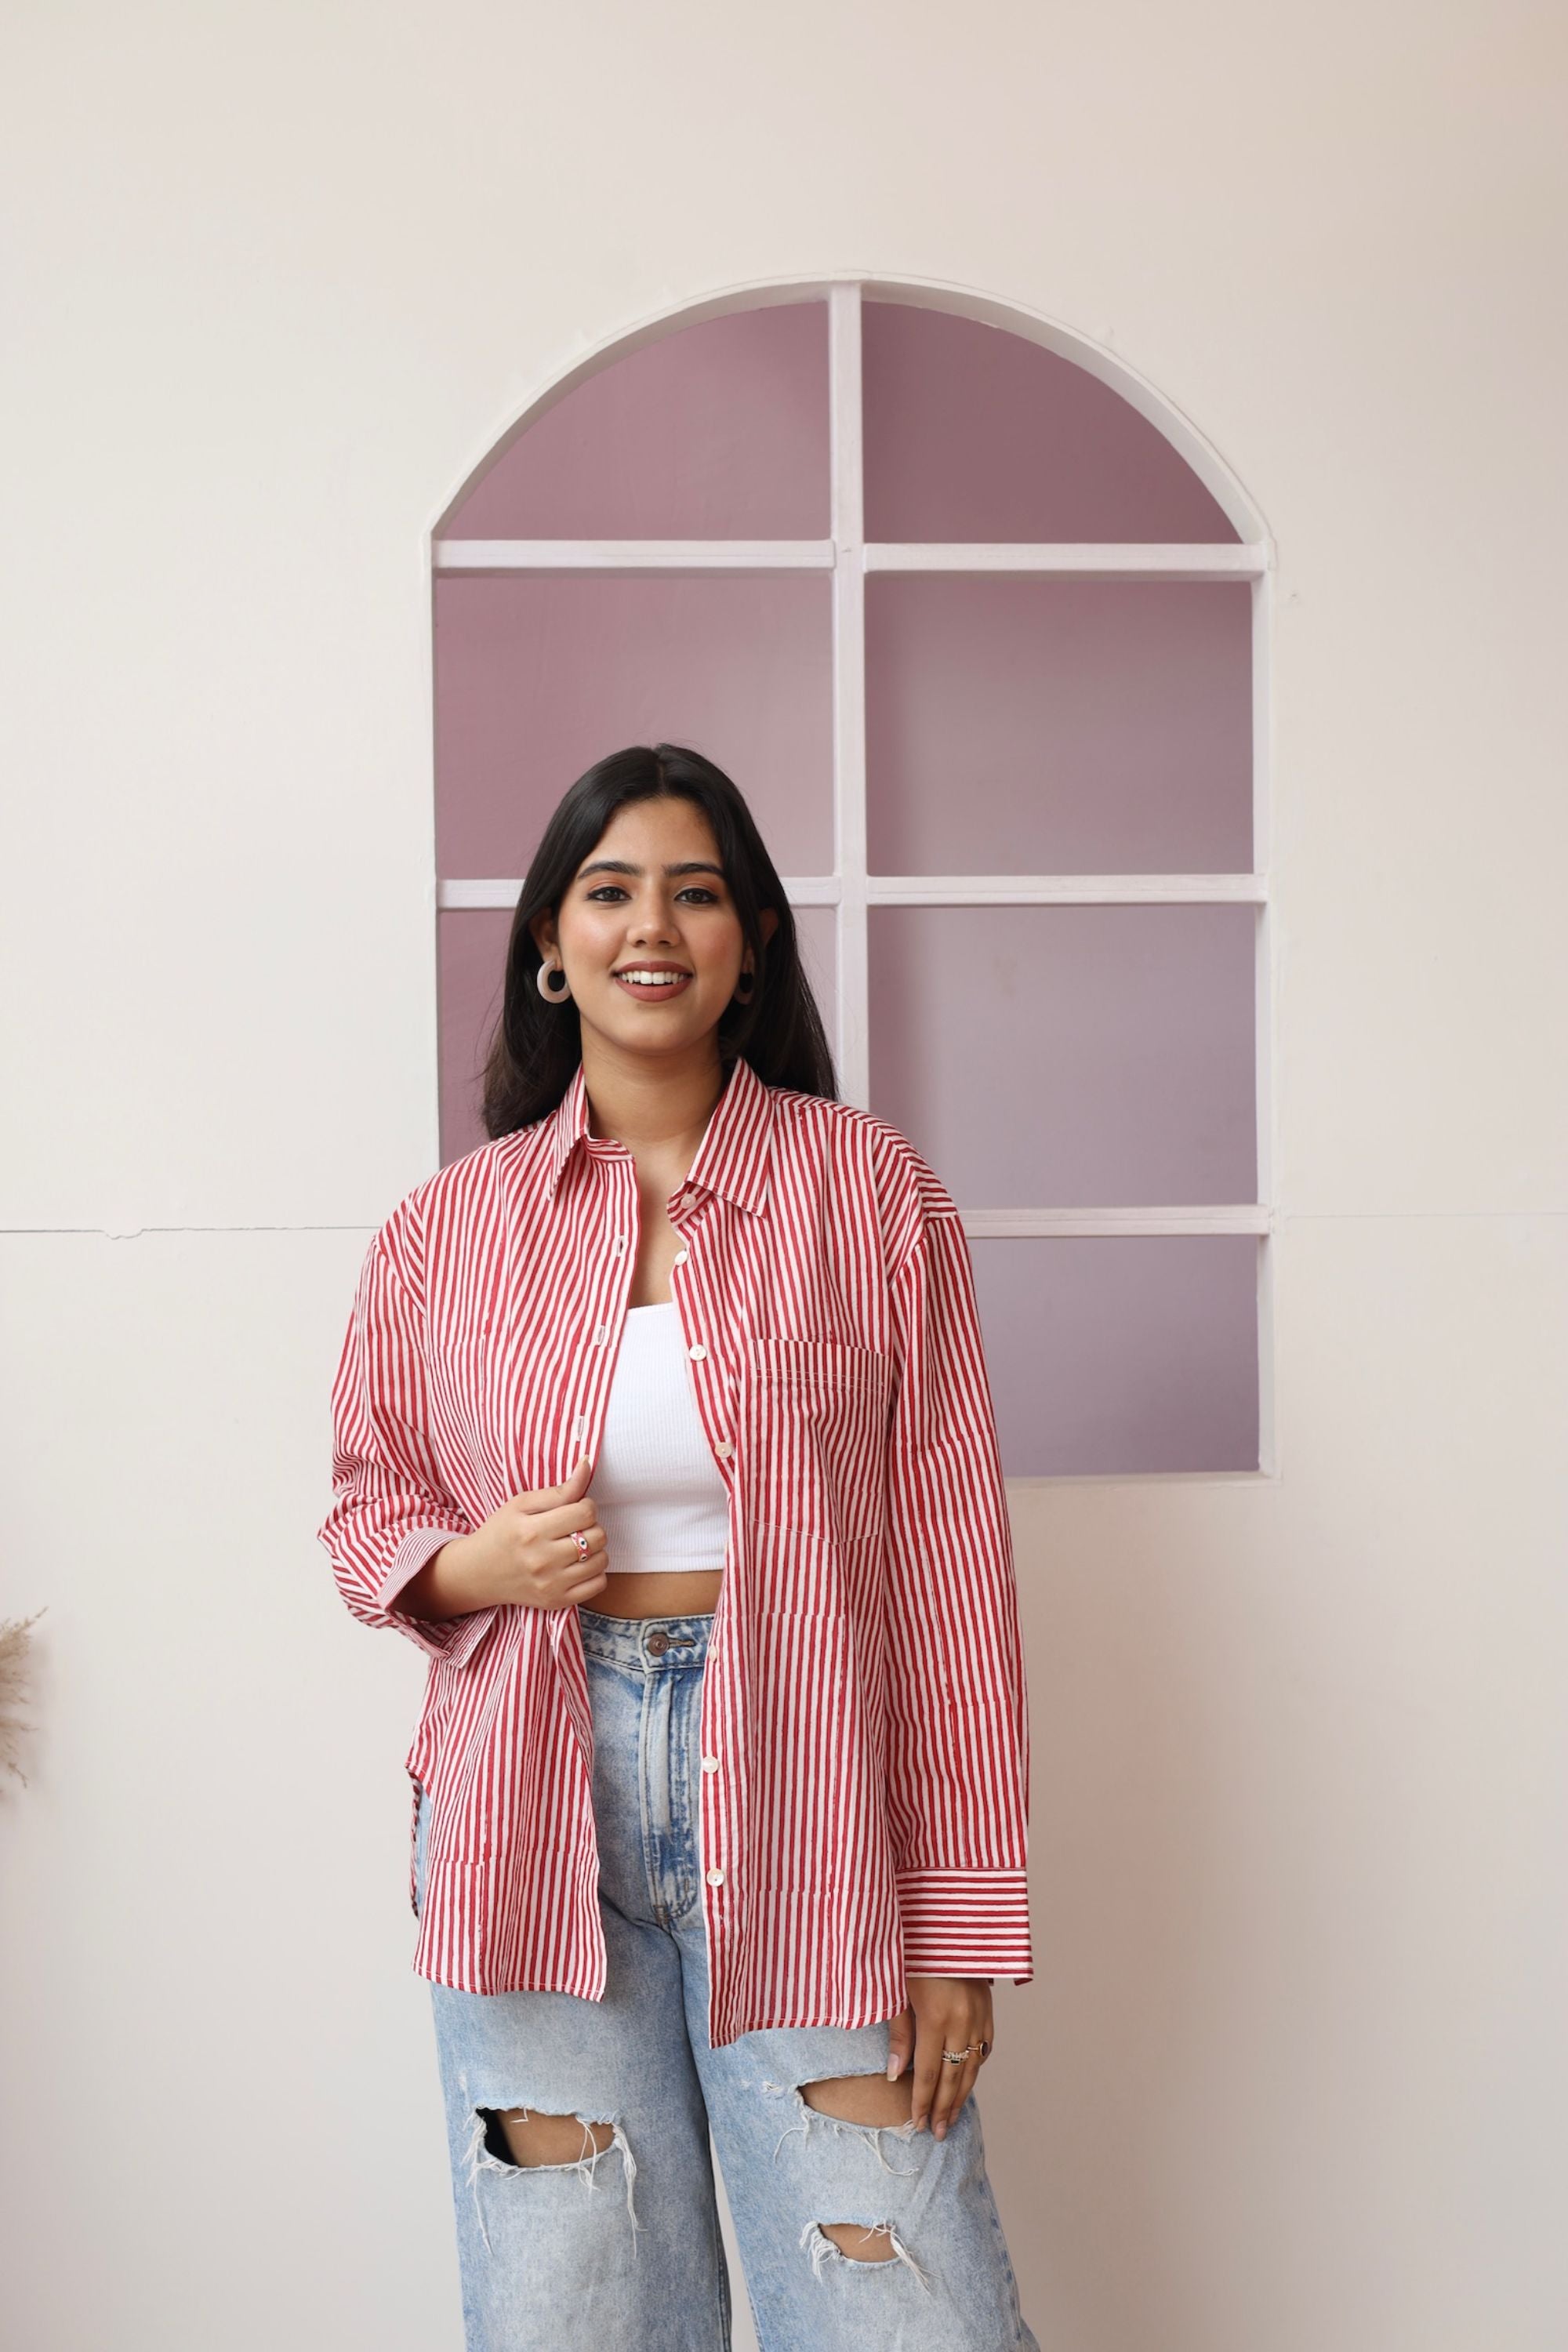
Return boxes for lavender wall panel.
[441,301,829,541]
[869,903,1258,1208]
[862,298,1240,546]
[438,903,838,1169]
[971,1235,1261,1476]
[434,572,834,880]
[437,908,511,1167]
[866,575,1253,876]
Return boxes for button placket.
[575,1181,637,1465]
[665,1223,736,1490]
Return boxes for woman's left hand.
[888,1975,994,2140]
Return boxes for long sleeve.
[316,1227,498,1668]
[881,1207,1033,1980]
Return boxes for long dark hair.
[479,743,838,1138]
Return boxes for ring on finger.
[570,1530,590,1559]
[942,2037,993,2065]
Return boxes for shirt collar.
[543,1054,775,1218]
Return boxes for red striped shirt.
[317,1052,1032,2045]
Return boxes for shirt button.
[673,1247,688,1265]
[706,1865,724,1885]
[572,1415,588,1440]
[687,1341,708,1362]
[592,1323,607,1345]
[701,1755,720,1773]
[714,1438,733,1458]
[612,1236,626,1256]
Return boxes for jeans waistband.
[577,1603,714,1672]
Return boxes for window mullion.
[434,539,834,572]
[1251,563,1277,1473]
[863,542,1267,579]
[829,281,869,1107]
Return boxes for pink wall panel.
[866,575,1254,874]
[439,904,838,1167]
[790,904,838,1065]
[868,904,1257,1207]
[441,302,829,540]
[438,909,510,1167]
[862,297,1239,544]
[434,572,834,880]
[970,1236,1260,1475]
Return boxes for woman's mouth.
[612,968,692,1001]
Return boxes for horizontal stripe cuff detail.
[372,1531,496,1665]
[897,1868,1033,1980]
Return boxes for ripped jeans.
[414,1604,1039,2352]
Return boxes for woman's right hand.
[401,1457,609,1619]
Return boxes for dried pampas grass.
[0,1608,45,1787]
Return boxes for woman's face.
[532,797,774,1062]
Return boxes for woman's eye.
[585,885,720,904]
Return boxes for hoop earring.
[732,967,756,1005]
[535,958,572,1004]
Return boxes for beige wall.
[3,2,1565,2346]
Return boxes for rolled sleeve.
[315,1229,498,1668]
[881,1209,1033,1983]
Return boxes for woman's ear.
[529,911,557,960]
[759,906,781,951]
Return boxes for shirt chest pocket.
[740,1336,895,1544]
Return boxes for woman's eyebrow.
[575,858,727,880]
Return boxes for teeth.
[618,971,687,986]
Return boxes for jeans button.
[646,1632,669,1656]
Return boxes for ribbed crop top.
[590,1302,730,1577]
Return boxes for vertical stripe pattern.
[317,1053,1033,2046]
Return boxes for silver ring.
[942,2045,973,2063]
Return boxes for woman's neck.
[580,1040,727,1163]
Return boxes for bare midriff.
[594,1568,724,1619]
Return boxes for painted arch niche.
[434,283,1271,1479]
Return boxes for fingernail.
[935,2122,946,2140]
[887,2059,899,2081]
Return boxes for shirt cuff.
[373,1530,497,1667]
[896,1868,1033,1982]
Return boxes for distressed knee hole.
[481,2107,616,2169]
[819,2222,898,2263]
[800,2216,932,2292]
[463,2105,643,2254]
[801,2072,915,2130]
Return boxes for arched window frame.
[429,274,1278,1483]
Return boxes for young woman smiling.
[318,743,1038,2350]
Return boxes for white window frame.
[430,274,1278,1483]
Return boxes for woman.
[318,743,1039,2350]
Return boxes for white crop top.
[590,1303,730,1577]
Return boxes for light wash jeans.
[414,1603,1040,2351]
